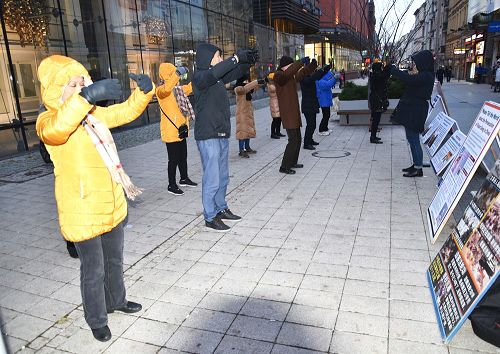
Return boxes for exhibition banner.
[428,159,500,343]
[428,102,500,243]
[421,112,457,157]
[431,130,467,176]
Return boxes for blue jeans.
[405,127,423,168]
[238,139,250,152]
[197,138,229,221]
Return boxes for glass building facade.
[0,0,304,158]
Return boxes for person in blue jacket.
[316,69,336,135]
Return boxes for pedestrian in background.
[267,73,285,139]
[192,43,257,232]
[445,66,452,83]
[36,55,154,342]
[157,63,198,196]
[274,55,311,174]
[300,61,331,150]
[436,66,445,85]
[234,73,266,158]
[494,60,500,93]
[391,50,435,177]
[368,60,391,144]
[316,67,336,136]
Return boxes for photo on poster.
[483,198,500,247]
[462,228,498,293]
[450,149,474,178]
[454,206,480,248]
[472,179,499,216]
[440,236,458,266]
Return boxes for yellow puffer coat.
[36,55,154,242]
[157,63,193,143]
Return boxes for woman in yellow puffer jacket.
[157,63,197,195]
[36,55,154,342]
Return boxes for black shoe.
[403,169,423,177]
[66,241,78,259]
[91,326,112,342]
[205,216,231,232]
[402,164,415,172]
[271,134,280,139]
[108,301,142,314]
[292,164,303,168]
[374,137,381,141]
[311,141,319,146]
[279,167,296,174]
[246,148,257,154]
[370,137,383,144]
[179,178,197,187]
[278,133,286,137]
[217,208,242,222]
[168,185,184,195]
[303,145,316,150]
[239,151,249,158]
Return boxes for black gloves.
[236,49,259,65]
[301,56,310,65]
[264,77,270,83]
[176,66,188,76]
[257,79,266,85]
[322,64,331,72]
[79,79,122,105]
[129,73,153,94]
[311,59,317,66]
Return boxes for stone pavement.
[0,106,499,354]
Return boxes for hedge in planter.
[339,79,405,101]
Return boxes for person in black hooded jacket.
[391,49,435,177]
[300,60,331,150]
[368,61,391,144]
[192,43,257,232]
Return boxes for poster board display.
[427,160,500,343]
[427,102,500,243]
[431,130,467,176]
[426,95,448,128]
[421,113,456,157]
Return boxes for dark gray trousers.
[74,223,126,329]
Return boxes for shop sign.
[454,48,466,55]
[488,21,500,32]
[476,41,485,55]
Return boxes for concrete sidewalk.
[0,106,498,353]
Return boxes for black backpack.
[469,278,500,348]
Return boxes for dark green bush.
[339,79,405,101]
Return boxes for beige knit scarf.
[82,114,142,200]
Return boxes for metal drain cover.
[312,150,351,158]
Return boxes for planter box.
[337,99,400,126]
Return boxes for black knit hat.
[279,56,294,69]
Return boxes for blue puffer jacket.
[316,71,336,108]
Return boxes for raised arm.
[193,57,240,90]
[274,61,304,86]
[295,61,319,82]
[94,86,154,129]
[36,94,93,146]
[234,80,260,95]
[391,66,432,86]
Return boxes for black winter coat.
[193,43,249,141]
[300,63,329,114]
[391,50,435,133]
[368,63,391,112]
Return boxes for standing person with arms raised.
[157,63,197,196]
[316,65,336,136]
[391,50,435,177]
[36,55,154,342]
[368,60,391,144]
[301,61,331,149]
[274,56,315,174]
[192,43,257,231]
